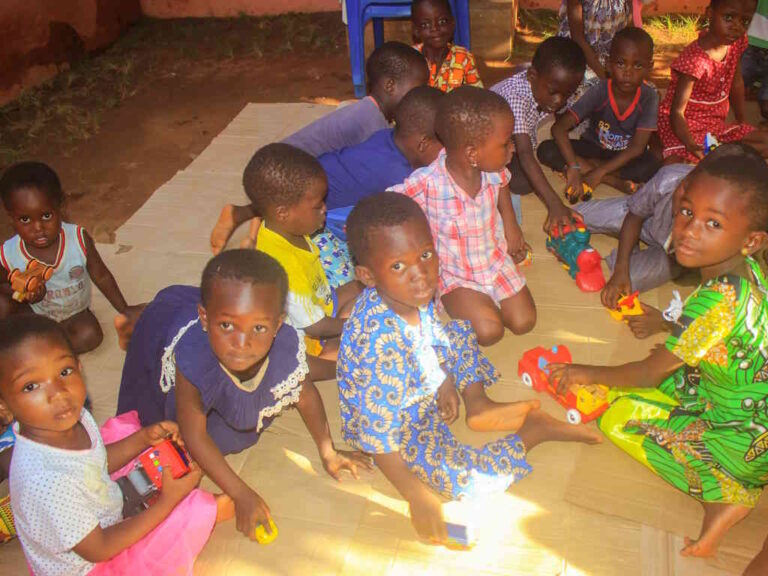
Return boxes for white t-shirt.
[10,409,124,576]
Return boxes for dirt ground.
[0,11,687,243]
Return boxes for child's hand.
[565,167,583,198]
[409,491,447,544]
[234,489,273,540]
[321,449,374,482]
[142,421,182,447]
[549,363,594,395]
[584,169,604,192]
[26,283,47,304]
[601,272,632,310]
[505,226,527,262]
[157,462,202,508]
[545,201,582,237]
[627,303,671,339]
[685,140,704,160]
[436,376,459,424]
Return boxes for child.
[550,150,768,558]
[390,86,534,346]
[658,0,768,163]
[557,0,632,80]
[210,42,429,254]
[241,145,361,377]
[538,27,661,196]
[491,37,587,233]
[0,162,142,354]
[412,0,483,92]
[338,192,600,543]
[0,314,235,574]
[116,250,370,539]
[743,0,768,121]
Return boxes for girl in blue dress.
[116,250,371,540]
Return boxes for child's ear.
[466,143,478,169]
[383,77,397,96]
[354,265,377,288]
[197,304,209,332]
[275,205,290,223]
[744,231,768,255]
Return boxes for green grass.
[0,13,347,169]
[644,14,702,47]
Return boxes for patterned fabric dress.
[658,34,755,163]
[337,288,531,500]
[557,0,632,67]
[414,43,483,92]
[599,257,768,506]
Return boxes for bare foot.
[210,205,237,255]
[680,502,750,558]
[114,303,146,351]
[626,303,672,339]
[465,398,541,433]
[517,409,603,451]
[602,174,637,195]
[215,494,236,524]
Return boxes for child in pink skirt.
[658,0,768,163]
[0,314,233,576]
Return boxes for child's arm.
[601,211,644,309]
[550,345,683,393]
[295,377,373,480]
[731,60,747,124]
[83,231,135,314]
[73,465,201,562]
[104,420,182,474]
[669,75,704,159]
[174,371,271,537]
[497,184,526,258]
[563,0,606,79]
[374,451,448,543]
[513,133,579,233]
[551,112,585,194]
[582,130,654,191]
[303,316,345,339]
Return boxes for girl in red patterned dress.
[658,0,768,163]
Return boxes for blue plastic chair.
[345,0,471,98]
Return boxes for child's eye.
[391,262,404,272]
[680,207,693,217]
[706,219,721,229]
[421,250,433,261]
[438,17,450,26]
[253,325,268,334]
[41,212,53,221]
[60,367,73,377]
[724,14,733,22]
[419,22,431,30]
[219,322,233,331]
[22,383,39,393]
[19,216,30,224]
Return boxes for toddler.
[338,192,600,543]
[491,37,587,232]
[0,314,235,575]
[116,250,370,540]
[0,161,141,354]
[539,27,661,196]
[412,0,483,92]
[659,0,768,163]
[210,41,429,254]
[552,150,768,558]
[390,86,534,346]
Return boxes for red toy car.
[137,439,191,490]
[517,345,610,424]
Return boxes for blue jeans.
[742,45,768,101]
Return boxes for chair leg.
[452,0,471,49]
[347,2,366,97]
[373,17,385,47]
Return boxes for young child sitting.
[538,27,661,196]
[0,314,236,575]
[210,41,429,254]
[390,86,534,346]
[338,192,600,543]
[412,0,483,92]
[0,162,141,354]
[244,145,361,379]
[491,37,587,232]
[116,250,370,540]
[659,0,768,163]
[551,150,768,558]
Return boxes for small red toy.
[607,291,644,322]
[8,260,54,302]
[137,439,191,490]
[518,345,610,425]
[565,182,593,204]
[545,222,606,293]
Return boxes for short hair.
[412,0,453,17]
[0,161,64,210]
[393,86,444,137]
[435,86,510,149]
[242,143,326,216]
[200,249,289,309]
[693,142,768,231]
[366,42,428,89]
[0,314,75,369]
[610,26,654,58]
[346,192,429,265]
[710,0,753,9]
[531,36,586,76]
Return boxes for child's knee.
[472,319,505,346]
[506,309,536,335]
[66,313,104,354]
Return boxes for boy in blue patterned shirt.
[337,192,600,544]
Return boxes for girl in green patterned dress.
[551,144,768,558]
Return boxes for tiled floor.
[2,103,766,575]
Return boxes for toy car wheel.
[566,409,582,425]
[521,372,533,388]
